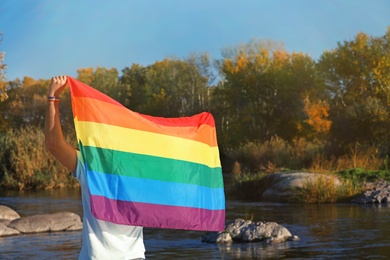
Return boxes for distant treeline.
[0,28,389,189]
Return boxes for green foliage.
[215,40,327,149]
[317,28,390,154]
[0,126,78,190]
[337,168,390,183]
[119,64,147,109]
[119,56,211,117]
[77,67,119,98]
[232,171,266,184]
[230,171,266,199]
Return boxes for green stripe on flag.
[83,145,224,189]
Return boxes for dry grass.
[308,142,384,173]
[229,137,386,175]
[291,176,339,203]
[291,175,364,203]
[227,136,322,173]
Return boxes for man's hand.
[48,75,67,97]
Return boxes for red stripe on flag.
[68,76,215,127]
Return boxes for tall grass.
[227,136,323,173]
[290,176,364,203]
[228,137,388,176]
[0,126,78,190]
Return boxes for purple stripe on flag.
[90,195,225,231]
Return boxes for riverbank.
[231,171,390,203]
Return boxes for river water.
[1,182,390,259]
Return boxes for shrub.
[227,136,323,172]
[0,126,78,190]
[291,175,364,203]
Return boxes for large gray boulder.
[259,172,341,202]
[8,211,83,234]
[202,218,298,244]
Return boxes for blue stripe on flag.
[87,170,225,210]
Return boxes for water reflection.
[0,232,81,259]
[217,241,295,259]
[0,188,83,217]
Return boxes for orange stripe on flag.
[72,96,218,147]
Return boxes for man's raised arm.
[44,75,77,172]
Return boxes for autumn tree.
[76,67,119,97]
[0,77,49,129]
[0,76,76,133]
[0,33,7,102]
[300,97,332,140]
[318,28,390,153]
[215,39,324,148]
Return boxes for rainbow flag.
[67,77,225,231]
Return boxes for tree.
[215,39,324,148]
[76,67,119,97]
[300,97,331,140]
[318,28,390,153]
[119,64,147,109]
[1,77,49,129]
[0,33,7,102]
[0,76,76,133]
[142,59,209,117]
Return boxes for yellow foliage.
[22,76,36,87]
[303,98,332,135]
[273,50,289,67]
[222,53,250,74]
[223,59,235,74]
[152,59,172,74]
[0,80,7,101]
[77,67,94,85]
[235,53,248,71]
[0,35,6,102]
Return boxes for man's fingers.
[48,75,68,96]
[51,75,67,85]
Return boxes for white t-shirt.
[73,151,145,260]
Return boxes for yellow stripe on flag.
[75,119,221,168]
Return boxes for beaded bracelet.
[47,96,60,102]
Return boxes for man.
[45,75,145,260]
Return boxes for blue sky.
[1,0,389,81]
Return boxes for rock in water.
[352,180,390,204]
[202,218,299,244]
[0,205,21,221]
[0,223,20,236]
[8,211,83,233]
